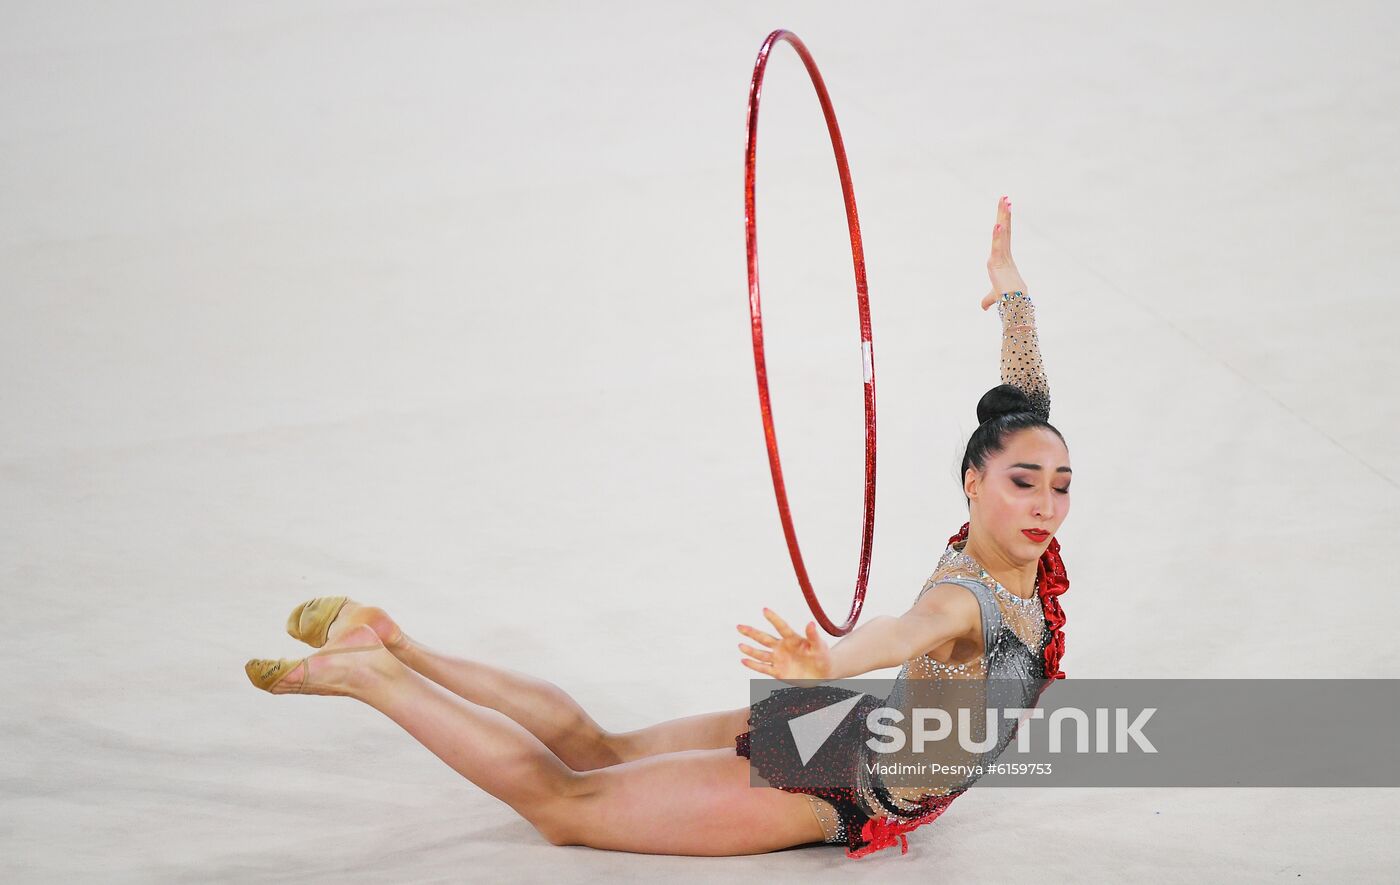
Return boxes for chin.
[1018,535,1050,555]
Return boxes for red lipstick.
[1022,529,1049,542]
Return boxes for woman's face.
[965,427,1072,562]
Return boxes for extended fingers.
[737,623,778,648]
[741,657,776,675]
[738,642,774,663]
[996,196,1012,250]
[763,607,798,638]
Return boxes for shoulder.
[908,579,982,638]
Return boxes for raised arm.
[981,195,1050,420]
[997,291,1050,420]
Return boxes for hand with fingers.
[979,195,1029,311]
[737,607,833,683]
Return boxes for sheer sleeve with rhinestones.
[996,291,1050,420]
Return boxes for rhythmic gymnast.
[244,195,1072,859]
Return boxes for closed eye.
[1013,479,1071,494]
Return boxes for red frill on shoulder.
[945,521,1068,680]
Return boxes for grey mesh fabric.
[784,292,1056,849]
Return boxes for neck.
[961,532,1038,599]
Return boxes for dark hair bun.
[976,384,1035,425]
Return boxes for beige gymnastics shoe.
[284,596,350,648]
[285,596,406,650]
[244,642,384,697]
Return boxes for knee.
[537,820,577,847]
[594,729,632,766]
[532,793,591,847]
[552,704,617,765]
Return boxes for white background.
[3,1,1397,881]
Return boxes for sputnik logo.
[787,693,869,765]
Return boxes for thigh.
[555,747,827,855]
[609,706,753,762]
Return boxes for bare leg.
[327,602,752,769]
[276,624,823,852]
[393,635,627,770]
[276,624,584,840]
[364,667,822,852]
[397,635,754,768]
[560,749,828,854]
[607,707,754,760]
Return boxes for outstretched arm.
[736,603,974,681]
[980,195,1050,420]
[826,585,980,678]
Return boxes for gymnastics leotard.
[735,291,1056,858]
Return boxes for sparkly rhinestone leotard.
[735,291,1054,858]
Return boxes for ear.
[963,465,980,501]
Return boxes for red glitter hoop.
[744,29,874,636]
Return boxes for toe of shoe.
[285,596,347,647]
[245,657,292,691]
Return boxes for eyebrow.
[1008,463,1073,474]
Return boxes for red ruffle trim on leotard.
[847,795,960,858]
[946,521,1069,681]
[734,523,1069,860]
[845,522,1070,859]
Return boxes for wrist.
[996,291,1035,324]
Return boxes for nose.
[1032,486,1056,521]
